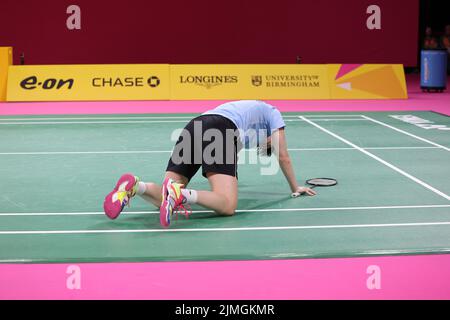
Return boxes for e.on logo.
[20,76,74,90]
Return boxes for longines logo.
[92,76,160,88]
[179,75,238,89]
[251,75,320,88]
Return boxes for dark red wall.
[0,0,419,66]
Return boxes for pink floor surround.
[1,255,450,300]
[0,96,449,116]
[1,74,449,300]
[0,75,449,116]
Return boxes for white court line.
[0,116,195,121]
[0,120,191,125]
[288,146,440,151]
[1,221,450,235]
[360,146,440,150]
[299,116,450,201]
[0,146,440,156]
[289,114,364,117]
[0,150,173,155]
[362,115,450,151]
[0,118,369,125]
[0,114,365,121]
[286,119,368,122]
[1,204,449,216]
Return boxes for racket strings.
[306,178,337,187]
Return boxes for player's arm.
[271,128,316,196]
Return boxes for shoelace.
[125,195,132,208]
[119,190,134,209]
[173,202,192,220]
[167,181,192,220]
[113,178,139,212]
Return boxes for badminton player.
[103,100,316,227]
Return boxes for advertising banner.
[328,64,408,99]
[6,63,407,101]
[7,64,170,101]
[0,47,13,101]
[170,64,330,100]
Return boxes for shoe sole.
[114,173,137,194]
[160,178,171,227]
[103,173,137,220]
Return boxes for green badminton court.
[0,111,449,263]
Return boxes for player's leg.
[140,115,200,209]
[196,172,238,216]
[104,114,199,219]
[104,170,193,220]
[195,117,239,216]
[160,172,238,227]
[160,115,240,226]
[137,171,189,208]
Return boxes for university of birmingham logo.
[251,76,263,87]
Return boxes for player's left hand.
[292,186,317,197]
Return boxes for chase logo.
[20,76,74,90]
[147,76,160,87]
[91,76,161,88]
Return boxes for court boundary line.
[0,116,195,121]
[361,115,450,151]
[1,221,450,235]
[0,118,369,125]
[0,146,441,156]
[0,120,191,125]
[299,116,450,201]
[0,114,366,121]
[1,204,449,216]
[288,146,440,151]
[286,119,368,121]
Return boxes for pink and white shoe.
[103,173,140,219]
[160,177,191,227]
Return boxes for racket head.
[306,178,337,187]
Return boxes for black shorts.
[166,115,241,181]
